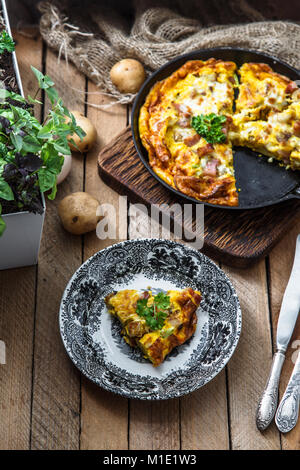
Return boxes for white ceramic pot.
[0,0,46,270]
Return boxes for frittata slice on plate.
[105,287,202,367]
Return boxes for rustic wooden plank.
[0,268,35,450]
[225,261,281,449]
[98,126,300,268]
[180,370,229,450]
[0,29,42,451]
[80,89,128,450]
[269,220,300,450]
[30,47,85,450]
[129,399,180,450]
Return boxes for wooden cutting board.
[97,126,300,268]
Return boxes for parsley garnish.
[0,30,15,54]
[191,113,227,144]
[136,292,171,331]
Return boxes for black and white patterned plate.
[59,239,242,400]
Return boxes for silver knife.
[256,234,300,431]
[275,340,300,433]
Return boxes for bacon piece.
[293,120,300,137]
[197,143,213,157]
[150,136,170,168]
[183,134,201,147]
[203,158,220,176]
[276,132,292,143]
[285,82,298,94]
[172,102,192,118]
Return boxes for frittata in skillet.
[139,59,300,205]
[105,287,202,367]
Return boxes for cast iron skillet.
[131,47,300,210]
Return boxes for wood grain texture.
[269,222,300,450]
[0,267,35,450]
[129,399,180,450]
[224,261,281,450]
[181,370,229,450]
[0,30,42,451]
[80,88,128,450]
[30,48,85,450]
[98,127,300,268]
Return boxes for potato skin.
[67,111,97,153]
[110,59,145,94]
[58,192,100,235]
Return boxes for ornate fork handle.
[276,352,300,433]
[256,350,286,431]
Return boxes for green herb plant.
[191,113,227,144]
[0,30,15,54]
[136,292,171,331]
[0,64,85,235]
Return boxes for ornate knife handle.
[275,351,300,433]
[256,350,286,431]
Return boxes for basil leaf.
[45,153,64,174]
[38,168,56,193]
[0,178,14,200]
[10,132,23,152]
[31,66,54,89]
[53,140,71,155]
[48,182,57,200]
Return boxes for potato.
[58,192,101,235]
[110,59,145,94]
[67,111,97,153]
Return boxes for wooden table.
[0,30,300,451]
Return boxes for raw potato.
[67,111,97,153]
[110,59,145,94]
[58,192,101,235]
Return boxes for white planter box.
[0,204,45,270]
[0,0,46,270]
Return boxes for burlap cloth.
[38,0,300,105]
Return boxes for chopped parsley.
[191,113,227,144]
[136,292,170,331]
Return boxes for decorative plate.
[59,239,242,400]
